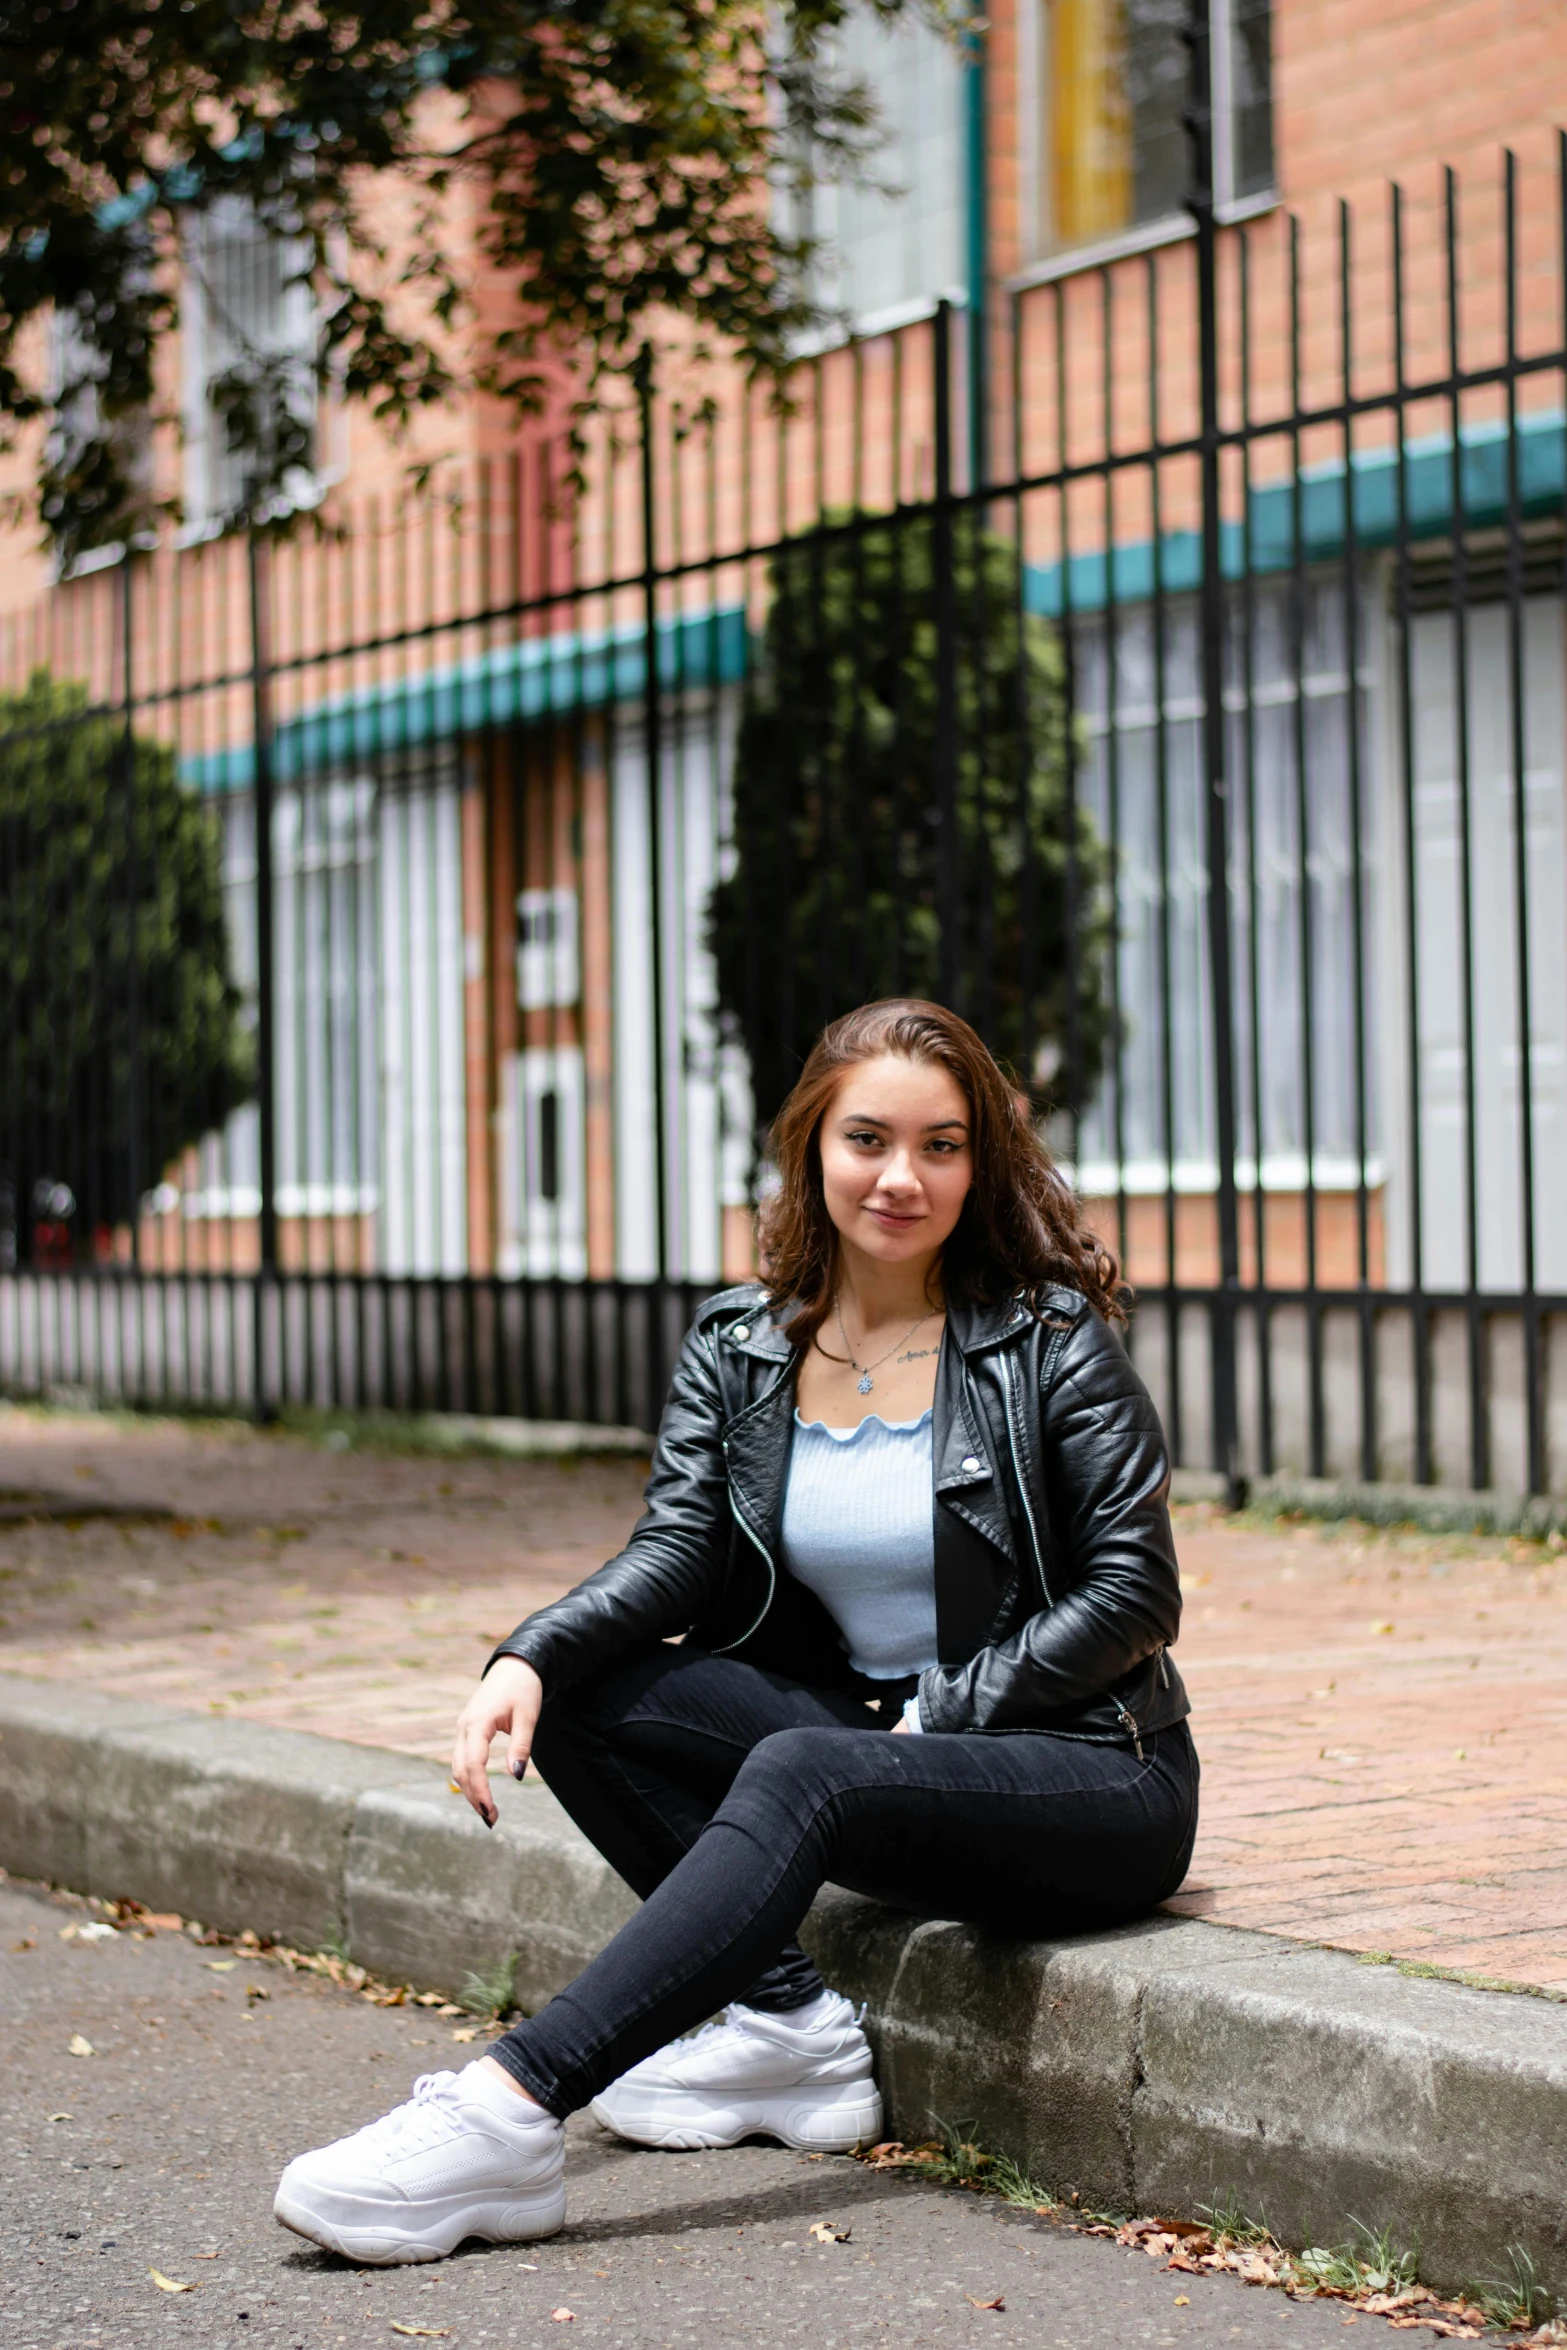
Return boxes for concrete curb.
[2,1669,1563,2300]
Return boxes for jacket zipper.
[1000,1349,1047,1593]
[716,1433,777,1654]
[1003,1342,1146,1758]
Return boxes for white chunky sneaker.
[274,2065,565,2265]
[588,1989,882,2152]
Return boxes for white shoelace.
[365,2072,470,2156]
[680,2012,753,2050]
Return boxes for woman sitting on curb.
[274,997,1197,2266]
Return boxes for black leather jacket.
[491,1282,1191,1746]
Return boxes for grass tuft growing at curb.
[1353,1949,1567,2006]
[855,2130,1565,2339]
[458,1951,521,2020]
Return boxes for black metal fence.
[2,132,1565,1499]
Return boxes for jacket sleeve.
[485,1319,733,1698]
[916,1311,1181,1734]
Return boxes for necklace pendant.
[858,1372,874,1395]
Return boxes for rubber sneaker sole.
[588,2076,883,2153]
[273,2178,566,2266]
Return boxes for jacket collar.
[717,1287,1035,1367]
[944,1292,1033,1355]
[720,1299,793,1364]
[717,1298,1020,1572]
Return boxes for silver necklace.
[831,1297,937,1395]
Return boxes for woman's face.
[816,1053,974,1276]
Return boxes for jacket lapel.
[719,1315,796,1557]
[931,1314,1021,1660]
[716,1299,1025,1660]
[934,1308,1019,1567]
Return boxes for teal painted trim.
[1024,410,1566,617]
[179,412,1563,794]
[180,603,749,795]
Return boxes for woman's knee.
[727,1725,858,1819]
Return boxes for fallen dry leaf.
[854,2139,944,2169]
[966,2293,1006,2311]
[205,1960,238,1973]
[1173,2295,1191,2306]
[67,2034,95,2058]
[389,2324,450,2338]
[451,2026,479,2043]
[551,2309,576,2323]
[46,2111,73,2122]
[149,2269,197,2294]
[809,2222,851,2244]
[11,1936,36,1951]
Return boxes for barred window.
[1031,0,1273,260]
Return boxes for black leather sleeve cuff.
[483,1635,554,1694]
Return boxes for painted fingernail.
[510,1761,526,1780]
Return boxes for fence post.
[932,300,961,1009]
[119,550,142,1274]
[635,346,672,1411]
[247,527,279,1421]
[1185,0,1245,1505]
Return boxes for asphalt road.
[2,1878,1430,2350]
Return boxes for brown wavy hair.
[757,999,1126,1345]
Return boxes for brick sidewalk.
[2,1403,1563,1991]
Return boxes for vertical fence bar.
[1444,166,1487,1492]
[247,527,279,1420]
[119,552,142,1308]
[1098,268,1131,1300]
[637,347,671,1334]
[1054,283,1082,1158]
[1337,197,1376,1484]
[1501,149,1543,1496]
[1147,248,1181,1468]
[933,301,961,1012]
[1188,0,1244,1501]
[1236,222,1272,1471]
[1287,214,1324,1477]
[1390,180,1433,1489]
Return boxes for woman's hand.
[451,1657,544,1827]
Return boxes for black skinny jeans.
[490,1648,1199,2119]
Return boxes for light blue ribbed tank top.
[779,1409,938,1680]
